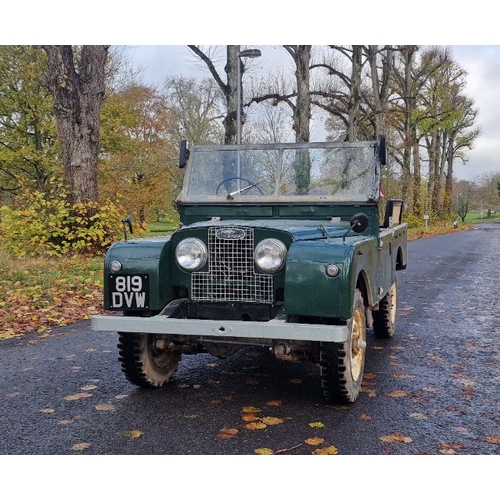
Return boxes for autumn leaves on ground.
[0,251,104,340]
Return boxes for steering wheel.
[216,176,264,196]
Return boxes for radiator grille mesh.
[192,227,273,303]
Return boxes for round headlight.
[176,238,207,271]
[109,260,122,273]
[254,238,287,273]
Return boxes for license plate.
[108,274,150,310]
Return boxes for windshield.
[179,142,380,203]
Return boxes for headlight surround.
[175,238,208,271]
[254,238,287,273]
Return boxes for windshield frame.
[177,141,381,204]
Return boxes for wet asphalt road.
[0,223,499,455]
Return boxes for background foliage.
[0,45,499,259]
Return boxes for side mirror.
[179,139,190,168]
[122,215,133,241]
[343,212,369,242]
[350,212,369,233]
[378,135,387,166]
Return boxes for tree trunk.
[368,45,393,139]
[346,45,362,141]
[443,139,455,214]
[400,46,418,208]
[412,139,422,215]
[285,45,311,143]
[188,45,239,145]
[43,45,108,203]
[224,46,239,144]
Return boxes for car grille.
[192,227,273,303]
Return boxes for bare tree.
[311,45,366,140]
[187,45,243,145]
[164,76,225,145]
[43,45,109,203]
[251,45,312,143]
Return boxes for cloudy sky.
[124,44,500,182]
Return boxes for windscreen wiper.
[227,182,261,200]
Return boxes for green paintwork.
[103,237,174,312]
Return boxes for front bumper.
[91,314,349,343]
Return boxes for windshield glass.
[180,142,380,202]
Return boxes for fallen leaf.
[309,421,325,428]
[39,408,55,414]
[193,384,201,389]
[218,428,239,440]
[422,386,438,393]
[59,419,74,425]
[81,385,97,391]
[262,417,284,426]
[184,414,200,419]
[115,394,128,400]
[254,448,273,455]
[364,373,376,379]
[95,404,115,411]
[266,400,283,407]
[242,414,260,422]
[461,386,476,400]
[427,354,443,362]
[305,437,325,446]
[243,422,267,430]
[242,406,261,414]
[289,378,302,384]
[312,446,338,455]
[64,392,92,401]
[359,413,372,421]
[119,430,143,439]
[409,413,428,420]
[438,442,468,454]
[71,442,91,451]
[387,390,408,398]
[485,435,500,445]
[379,432,413,444]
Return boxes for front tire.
[118,333,180,389]
[373,280,397,339]
[320,289,366,403]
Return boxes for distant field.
[465,211,500,223]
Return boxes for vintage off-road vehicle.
[91,137,407,403]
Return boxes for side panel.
[378,223,408,296]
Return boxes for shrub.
[402,213,422,229]
[0,183,125,257]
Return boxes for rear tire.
[118,333,180,388]
[373,280,397,339]
[320,289,366,403]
